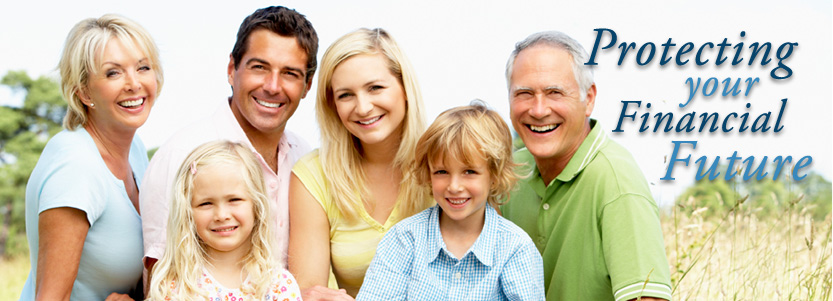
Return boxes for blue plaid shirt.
[357,205,544,301]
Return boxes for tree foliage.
[0,70,66,257]
[677,165,832,221]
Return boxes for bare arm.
[35,207,89,301]
[288,173,336,289]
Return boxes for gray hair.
[505,31,594,101]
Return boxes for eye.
[229,198,244,202]
[432,169,448,175]
[369,85,385,92]
[464,169,479,175]
[138,65,151,72]
[105,69,121,78]
[284,70,301,79]
[197,201,212,207]
[250,64,266,70]
[336,92,353,100]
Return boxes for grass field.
[667,196,832,300]
[0,254,29,300]
[2,206,830,300]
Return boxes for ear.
[584,83,597,117]
[227,54,236,87]
[301,72,314,99]
[76,87,92,106]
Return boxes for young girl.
[148,141,301,301]
[357,102,545,300]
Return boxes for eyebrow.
[333,79,384,94]
[246,58,306,76]
[100,58,149,68]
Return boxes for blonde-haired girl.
[148,141,300,301]
[288,28,432,298]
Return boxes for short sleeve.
[35,134,111,226]
[291,150,336,220]
[356,224,415,301]
[268,268,302,300]
[601,194,672,301]
[500,239,545,300]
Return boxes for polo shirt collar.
[426,205,496,267]
[554,118,606,182]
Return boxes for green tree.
[0,70,66,257]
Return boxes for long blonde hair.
[148,141,275,300]
[315,28,431,221]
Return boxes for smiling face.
[431,154,491,228]
[80,37,156,133]
[330,53,407,149]
[228,29,310,138]
[191,162,255,259]
[509,44,595,171]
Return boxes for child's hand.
[302,285,355,301]
[104,292,134,301]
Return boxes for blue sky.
[1,0,830,205]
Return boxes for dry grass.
[0,255,29,300]
[665,195,832,300]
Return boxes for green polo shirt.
[502,119,672,301]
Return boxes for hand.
[104,293,134,301]
[302,285,355,301]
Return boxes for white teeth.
[447,198,468,205]
[213,226,237,232]
[529,124,557,133]
[358,116,381,125]
[256,98,283,108]
[118,98,144,107]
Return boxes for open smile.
[446,197,470,208]
[357,115,383,125]
[118,97,145,108]
[527,123,558,133]
[254,96,284,109]
[212,226,239,233]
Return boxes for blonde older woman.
[288,28,432,300]
[21,14,162,301]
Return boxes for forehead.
[242,28,307,64]
[331,53,393,86]
[510,44,577,88]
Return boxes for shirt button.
[454,272,461,279]
[542,203,550,210]
[269,181,277,189]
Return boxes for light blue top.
[357,205,545,301]
[20,128,147,301]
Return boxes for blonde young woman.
[21,15,163,300]
[288,28,432,300]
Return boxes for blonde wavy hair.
[413,101,520,207]
[148,141,275,300]
[315,28,430,220]
[59,14,164,130]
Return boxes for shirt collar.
[217,97,300,163]
[554,118,606,182]
[425,205,497,267]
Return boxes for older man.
[140,6,316,272]
[500,31,672,301]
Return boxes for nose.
[214,203,231,221]
[355,93,373,117]
[447,175,464,193]
[124,70,142,92]
[528,95,551,119]
[263,71,282,95]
